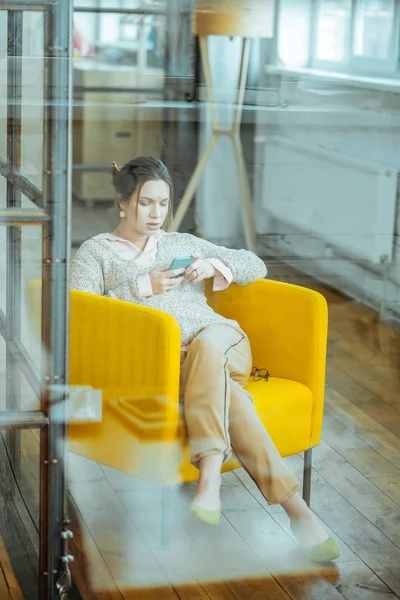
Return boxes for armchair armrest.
[26,281,182,436]
[207,280,328,447]
[70,290,181,402]
[68,291,183,474]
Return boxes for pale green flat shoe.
[189,502,221,526]
[305,536,341,563]
[290,521,340,563]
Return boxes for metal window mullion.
[39,1,72,597]
[6,8,23,490]
[74,6,166,15]
[349,0,357,63]
[0,208,49,224]
[0,158,44,208]
[397,3,400,70]
[308,0,319,69]
[0,411,49,429]
[94,0,101,49]
[73,85,158,93]
[41,6,50,215]
[118,0,124,41]
[391,0,400,71]
[270,0,281,67]
[1,1,51,9]
[40,6,53,594]
[0,309,6,339]
[8,338,41,400]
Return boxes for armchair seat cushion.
[248,378,313,457]
[180,377,313,483]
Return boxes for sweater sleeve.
[188,234,267,286]
[70,242,105,296]
[70,240,153,301]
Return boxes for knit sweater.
[70,231,267,347]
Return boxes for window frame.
[350,0,400,75]
[277,0,400,79]
[310,0,353,72]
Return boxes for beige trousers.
[180,325,299,505]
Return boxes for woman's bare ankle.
[281,493,310,520]
[193,482,221,511]
[194,454,223,510]
[281,493,329,546]
[195,474,221,495]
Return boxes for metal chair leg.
[303,448,312,506]
[161,486,171,549]
[232,132,257,252]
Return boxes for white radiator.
[260,135,398,264]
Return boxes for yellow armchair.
[208,279,328,504]
[27,278,328,505]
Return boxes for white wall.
[254,75,400,322]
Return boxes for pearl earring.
[119,209,126,218]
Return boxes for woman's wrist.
[206,260,217,278]
[207,259,233,290]
[137,273,154,298]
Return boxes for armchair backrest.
[26,282,182,402]
[207,279,328,407]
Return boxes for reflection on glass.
[73,90,163,205]
[0,11,6,160]
[0,179,6,328]
[72,2,169,210]
[354,0,395,59]
[0,171,4,399]
[316,0,352,62]
[21,218,42,384]
[21,12,44,191]
[1,426,40,527]
[1,425,40,588]
[73,1,166,70]
[20,427,40,530]
[0,177,6,421]
[0,341,4,410]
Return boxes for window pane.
[73,1,166,70]
[21,12,44,190]
[316,0,352,62]
[278,0,312,68]
[354,0,395,59]
[0,11,6,159]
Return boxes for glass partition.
[1,1,400,599]
[20,12,45,190]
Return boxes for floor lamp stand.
[169,35,257,253]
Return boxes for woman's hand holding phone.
[149,268,185,295]
[150,254,216,294]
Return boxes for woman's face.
[121,179,170,236]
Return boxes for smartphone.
[168,256,194,278]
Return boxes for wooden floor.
[0,536,23,599]
[1,278,400,599]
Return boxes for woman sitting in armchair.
[71,156,339,563]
